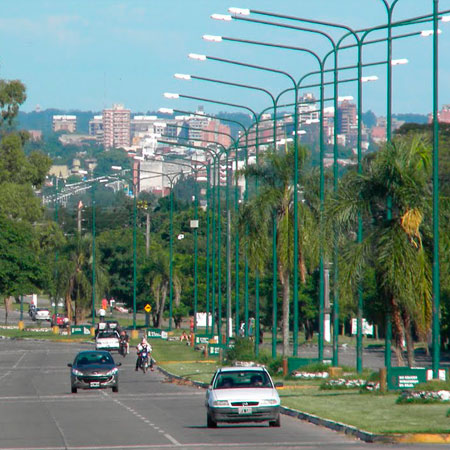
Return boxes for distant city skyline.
[1,0,448,116]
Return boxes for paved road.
[0,339,443,450]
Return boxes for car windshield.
[214,370,271,389]
[76,352,114,366]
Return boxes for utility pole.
[146,209,150,257]
[77,200,82,234]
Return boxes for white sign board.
[351,318,373,336]
[196,312,212,327]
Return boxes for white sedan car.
[95,330,120,351]
[205,366,281,428]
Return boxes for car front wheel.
[207,412,217,428]
[112,386,119,393]
[71,387,77,394]
[269,415,281,427]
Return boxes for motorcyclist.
[119,330,129,354]
[135,338,153,371]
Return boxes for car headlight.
[105,368,118,376]
[72,369,84,376]
[260,399,279,405]
[212,400,229,406]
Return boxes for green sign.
[208,343,222,356]
[195,334,213,345]
[388,367,428,390]
[70,325,91,335]
[147,328,168,339]
[287,357,321,374]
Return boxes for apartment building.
[53,115,77,133]
[102,104,131,149]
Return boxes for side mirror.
[274,382,284,388]
[67,363,72,368]
[116,362,122,367]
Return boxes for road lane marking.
[104,392,182,446]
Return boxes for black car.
[68,350,121,393]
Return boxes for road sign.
[144,304,152,313]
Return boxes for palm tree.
[143,248,181,328]
[238,146,318,356]
[57,234,108,324]
[329,135,432,366]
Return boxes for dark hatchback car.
[68,350,121,393]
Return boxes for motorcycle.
[138,348,149,373]
[119,338,128,358]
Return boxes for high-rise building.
[89,115,103,143]
[53,115,77,133]
[201,120,231,148]
[102,104,131,149]
[337,100,357,135]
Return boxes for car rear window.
[97,331,118,338]
[214,371,271,389]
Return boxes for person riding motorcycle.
[119,330,129,355]
[135,338,153,371]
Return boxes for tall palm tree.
[238,146,318,356]
[58,234,108,324]
[143,248,181,328]
[329,135,432,366]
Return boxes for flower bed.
[292,371,329,379]
[397,390,450,404]
[321,378,380,391]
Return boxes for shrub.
[224,337,255,363]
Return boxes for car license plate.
[238,406,252,415]
[90,382,100,387]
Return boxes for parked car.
[205,366,282,428]
[95,330,120,351]
[51,313,70,328]
[68,350,121,393]
[31,308,51,322]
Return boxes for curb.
[156,365,450,444]
[279,406,394,443]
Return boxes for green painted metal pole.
[318,66,325,362]
[92,183,96,328]
[332,51,340,368]
[206,164,211,335]
[356,42,363,374]
[432,0,440,378]
[54,178,59,319]
[193,175,199,333]
[168,183,174,331]
[382,0,400,374]
[272,212,277,358]
[132,181,137,330]
[211,159,217,336]
[293,84,299,356]
[217,157,223,340]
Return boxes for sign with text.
[146,328,168,339]
[194,334,214,345]
[208,344,224,356]
[70,325,91,335]
[386,367,448,390]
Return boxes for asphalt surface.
[0,338,446,450]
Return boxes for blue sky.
[0,0,448,116]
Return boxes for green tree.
[238,146,318,356]
[0,79,26,125]
[329,135,433,366]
